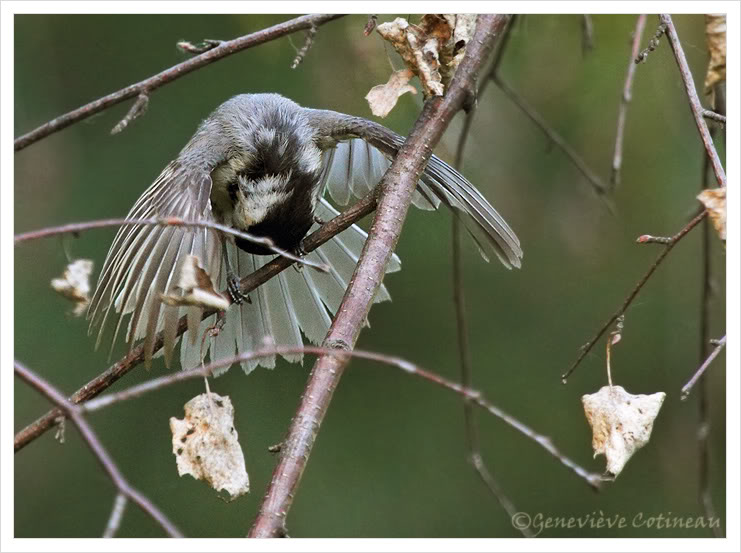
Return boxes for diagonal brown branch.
[659,14,726,188]
[693,105,724,538]
[248,14,513,538]
[13,192,377,452]
[14,14,343,151]
[450,17,534,537]
[611,14,647,188]
[15,216,329,272]
[14,360,183,538]
[682,335,726,401]
[562,210,706,382]
[491,71,612,205]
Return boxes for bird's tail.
[179,199,400,374]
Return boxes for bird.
[87,93,522,375]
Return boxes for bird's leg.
[222,238,251,304]
[205,309,227,338]
[313,214,327,226]
[292,240,309,272]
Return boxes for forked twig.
[659,14,726,188]
[14,361,182,538]
[14,14,344,151]
[562,210,707,382]
[611,15,647,188]
[682,335,726,400]
[450,17,534,536]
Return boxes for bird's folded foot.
[291,242,309,272]
[313,214,327,226]
[227,272,251,305]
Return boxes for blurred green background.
[14,14,726,538]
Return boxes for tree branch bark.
[14,361,183,538]
[248,14,512,538]
[14,14,343,151]
[659,14,726,188]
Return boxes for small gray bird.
[88,93,522,374]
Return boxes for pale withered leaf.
[697,187,726,242]
[51,259,94,316]
[366,69,417,118]
[170,393,249,500]
[376,17,445,97]
[704,14,726,96]
[161,254,230,311]
[582,385,665,477]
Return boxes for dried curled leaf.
[697,187,726,241]
[582,385,665,477]
[51,259,94,316]
[704,14,726,95]
[374,14,475,101]
[161,254,229,311]
[366,69,417,117]
[170,393,249,500]
[439,14,477,85]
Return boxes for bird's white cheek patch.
[234,185,293,229]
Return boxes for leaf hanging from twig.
[582,386,665,477]
[697,187,726,242]
[366,69,418,117]
[51,259,94,316]
[373,14,477,104]
[161,254,230,311]
[704,14,726,96]
[170,393,249,500]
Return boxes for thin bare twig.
[482,16,610,204]
[562,210,707,383]
[491,75,612,203]
[363,14,378,36]
[76,345,601,490]
[14,361,183,538]
[660,14,726,188]
[452,208,534,537]
[611,14,647,188]
[103,493,128,538]
[635,234,675,245]
[451,18,533,536]
[454,14,516,161]
[635,19,666,63]
[110,93,149,135]
[14,14,343,151]
[291,25,317,69]
[176,38,223,54]
[14,192,378,452]
[15,216,329,272]
[581,15,595,54]
[702,109,726,125]
[249,15,514,538]
[682,335,726,400]
[694,90,724,538]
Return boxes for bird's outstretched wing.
[305,109,523,269]
[88,163,400,374]
[318,136,440,211]
[87,161,222,365]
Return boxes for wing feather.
[87,161,221,364]
[305,109,522,268]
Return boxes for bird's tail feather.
[179,199,399,375]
